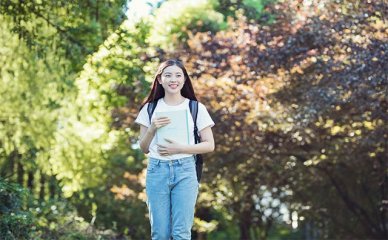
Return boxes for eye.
[176,74,182,78]
[164,74,171,78]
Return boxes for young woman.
[135,59,215,240]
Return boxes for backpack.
[147,99,204,182]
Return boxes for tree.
[160,0,387,238]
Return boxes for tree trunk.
[27,171,34,189]
[239,211,252,240]
[319,166,379,237]
[49,175,57,199]
[1,150,16,177]
[262,219,272,239]
[196,232,206,240]
[239,221,250,240]
[379,154,388,239]
[95,0,99,21]
[39,173,46,201]
[17,161,24,186]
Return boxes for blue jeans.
[146,156,199,240]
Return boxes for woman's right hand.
[150,117,171,132]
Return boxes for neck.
[163,94,185,106]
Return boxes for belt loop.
[177,159,182,165]
[156,160,160,165]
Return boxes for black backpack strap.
[189,100,200,144]
[189,100,203,182]
[147,100,158,124]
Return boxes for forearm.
[180,141,215,155]
[139,127,156,154]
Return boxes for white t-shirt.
[135,98,215,160]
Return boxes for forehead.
[162,65,183,74]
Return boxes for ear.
[157,75,162,84]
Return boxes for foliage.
[0,178,33,240]
[30,198,122,240]
[0,0,129,191]
[0,178,123,240]
[50,17,152,194]
[0,14,71,177]
[172,0,387,238]
[1,0,386,239]
[0,0,138,238]
[215,0,274,23]
[149,0,227,49]
[84,0,386,238]
[55,18,153,235]
[0,0,127,71]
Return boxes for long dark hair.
[140,59,197,110]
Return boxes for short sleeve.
[135,103,151,128]
[197,102,215,131]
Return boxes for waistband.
[149,156,195,164]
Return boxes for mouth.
[169,84,178,89]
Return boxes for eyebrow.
[163,72,183,74]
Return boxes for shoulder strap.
[189,100,200,144]
[147,100,158,123]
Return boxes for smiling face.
[158,65,185,95]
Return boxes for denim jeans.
[146,156,199,240]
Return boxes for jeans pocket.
[147,161,159,173]
[181,160,196,172]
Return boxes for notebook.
[155,109,190,145]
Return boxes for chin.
[167,88,183,94]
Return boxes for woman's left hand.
[157,138,184,156]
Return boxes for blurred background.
[0,0,387,239]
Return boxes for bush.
[0,178,33,240]
[30,198,122,240]
[0,178,122,239]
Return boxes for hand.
[157,138,184,156]
[150,117,170,132]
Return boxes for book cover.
[155,109,190,145]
